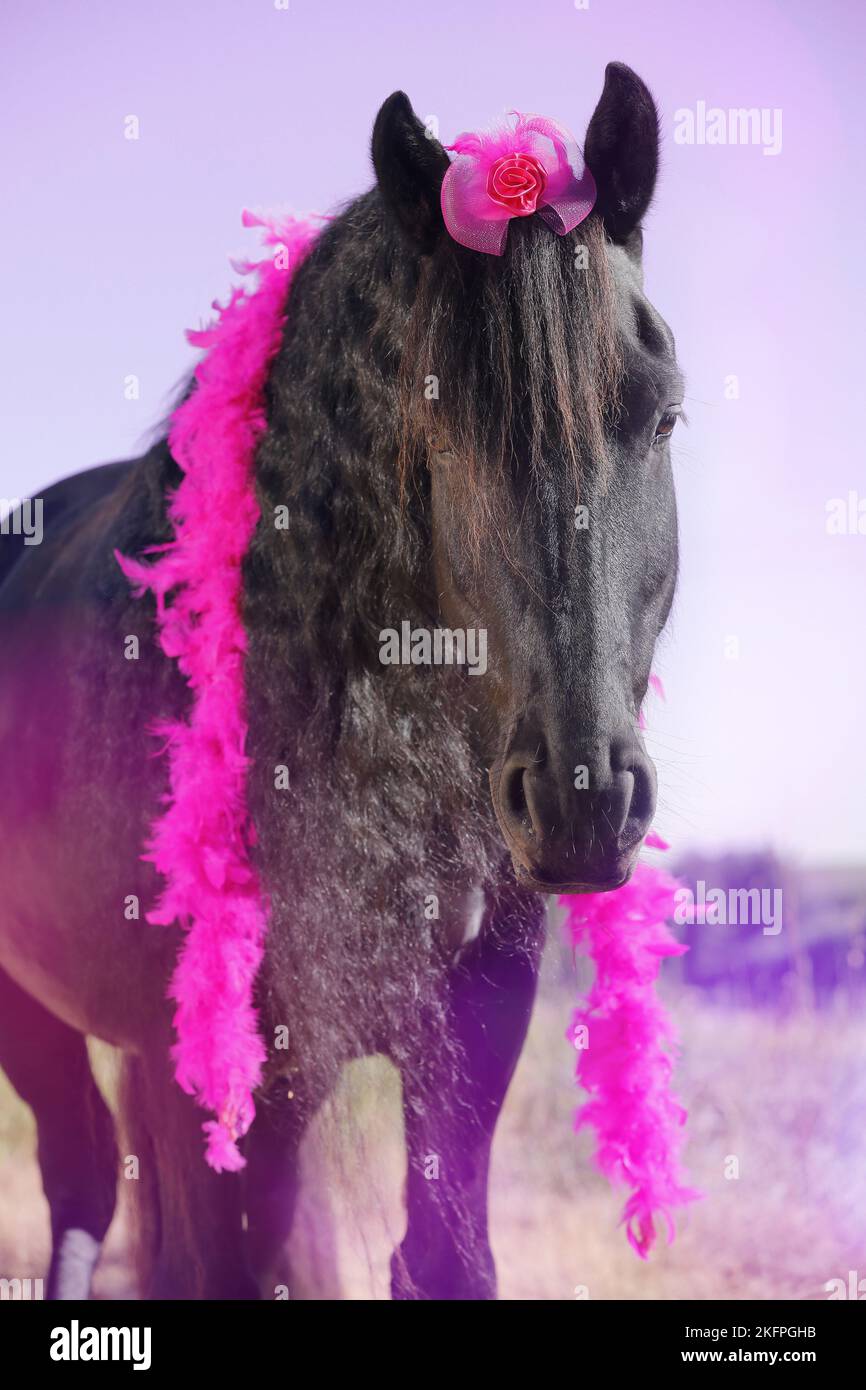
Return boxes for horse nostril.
[629,759,654,826]
[500,757,535,840]
[611,740,656,834]
[606,770,634,837]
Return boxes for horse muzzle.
[489,725,657,894]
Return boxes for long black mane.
[245,191,502,1114]
[243,188,619,1105]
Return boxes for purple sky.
[3,0,863,863]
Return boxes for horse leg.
[391,887,545,1300]
[122,1046,259,1300]
[243,1081,318,1299]
[0,967,118,1299]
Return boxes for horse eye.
[653,410,680,444]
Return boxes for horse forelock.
[398,211,623,540]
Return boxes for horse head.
[373,64,682,894]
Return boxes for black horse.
[0,63,682,1299]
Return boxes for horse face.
[374,66,681,893]
[429,258,680,893]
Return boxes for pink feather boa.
[117,212,322,1170]
[560,851,701,1256]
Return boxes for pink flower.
[441,111,597,256]
[486,152,547,215]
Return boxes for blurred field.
[2,946,865,1300]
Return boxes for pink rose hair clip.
[440,111,597,256]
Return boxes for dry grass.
[490,986,866,1300]
[2,963,865,1300]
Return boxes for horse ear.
[372,92,449,251]
[584,62,660,248]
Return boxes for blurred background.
[2,0,864,1299]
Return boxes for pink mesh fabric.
[441,111,596,255]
